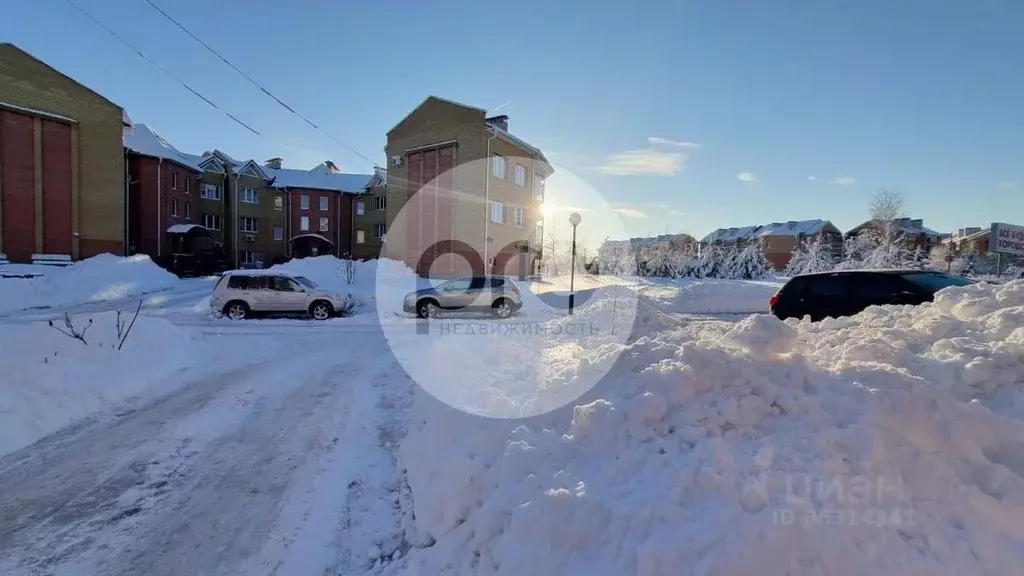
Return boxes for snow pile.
[0,311,201,456]
[0,254,179,314]
[392,280,1024,575]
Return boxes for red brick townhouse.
[261,158,374,259]
[0,43,128,263]
[123,123,202,259]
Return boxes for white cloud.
[598,149,685,176]
[612,206,650,219]
[647,137,702,148]
[830,175,856,185]
[737,172,758,182]
[997,181,1018,190]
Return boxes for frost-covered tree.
[724,241,774,280]
[786,235,835,276]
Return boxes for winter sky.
[4,0,1022,247]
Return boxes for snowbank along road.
[0,320,409,576]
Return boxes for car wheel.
[492,298,513,319]
[417,299,440,319]
[224,301,250,320]
[309,300,334,321]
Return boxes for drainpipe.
[157,158,163,257]
[483,128,498,273]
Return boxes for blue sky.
[4,0,1022,247]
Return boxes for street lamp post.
[568,212,581,315]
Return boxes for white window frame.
[514,206,525,228]
[319,217,329,232]
[300,216,310,231]
[240,217,259,233]
[375,196,386,211]
[356,230,365,244]
[300,194,310,210]
[490,201,506,224]
[319,196,329,211]
[273,225,283,241]
[355,201,365,216]
[242,187,259,204]
[514,164,527,187]
[201,184,221,200]
[374,223,386,240]
[171,172,178,190]
[203,214,221,231]
[491,154,507,179]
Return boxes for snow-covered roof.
[289,233,335,244]
[701,219,834,243]
[265,166,372,194]
[125,124,201,171]
[166,224,207,234]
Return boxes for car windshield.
[902,272,974,293]
[293,276,318,289]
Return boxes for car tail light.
[769,293,780,308]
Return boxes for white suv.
[211,271,351,320]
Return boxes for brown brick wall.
[0,43,125,259]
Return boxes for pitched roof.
[264,166,372,193]
[124,123,201,171]
[701,219,835,243]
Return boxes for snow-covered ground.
[2,253,1023,575]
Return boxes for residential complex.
[384,96,551,278]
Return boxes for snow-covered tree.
[724,241,774,280]
[785,235,835,276]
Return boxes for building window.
[185,178,191,194]
[201,184,221,200]
[300,216,310,231]
[274,195,283,210]
[241,187,259,204]
[240,217,259,233]
[490,201,505,224]
[239,251,264,265]
[203,214,221,230]
[185,201,191,220]
[171,172,178,190]
[356,230,365,244]
[514,164,527,186]
[274,225,283,241]
[355,201,365,216]
[533,176,545,201]
[300,194,310,210]
[319,196,329,211]
[491,154,507,179]
[514,206,525,228]
[375,196,386,211]
[374,223,386,240]
[319,217,329,232]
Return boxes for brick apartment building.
[384,96,552,278]
[0,43,127,263]
[701,219,843,269]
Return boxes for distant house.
[845,218,947,252]
[700,219,843,270]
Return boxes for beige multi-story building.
[384,96,552,278]
[0,42,128,263]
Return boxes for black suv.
[769,270,975,321]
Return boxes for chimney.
[486,114,509,132]
[265,157,283,169]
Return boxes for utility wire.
[141,0,373,164]
[63,0,259,135]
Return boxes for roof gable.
[387,95,486,136]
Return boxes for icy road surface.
[0,321,409,576]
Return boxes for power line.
[142,0,373,164]
[63,0,259,135]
